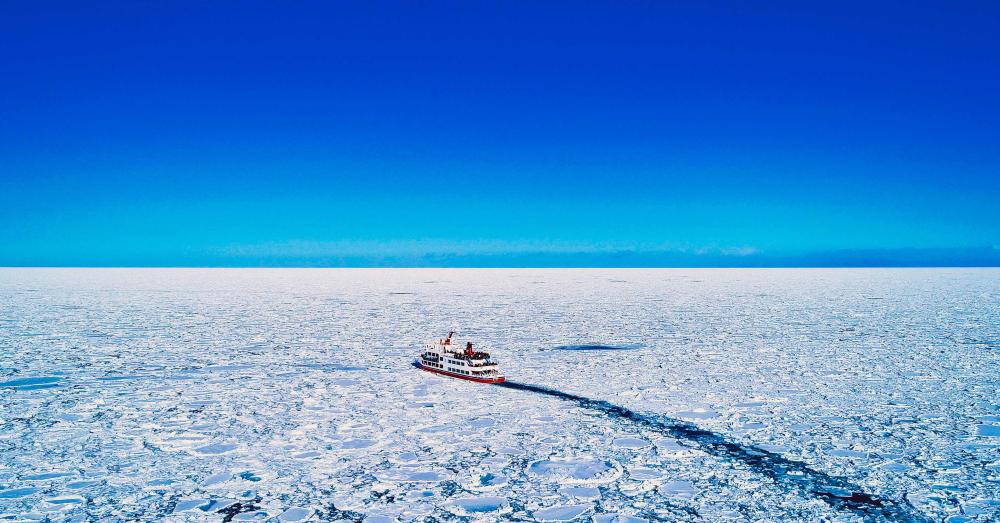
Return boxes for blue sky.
[1,1,998,266]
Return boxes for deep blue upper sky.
[2,1,998,266]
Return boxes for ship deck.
[416,360,505,383]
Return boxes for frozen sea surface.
[1,268,999,522]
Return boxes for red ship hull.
[417,362,505,383]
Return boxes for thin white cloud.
[212,239,761,258]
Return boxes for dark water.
[499,380,929,522]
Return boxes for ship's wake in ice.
[498,381,929,522]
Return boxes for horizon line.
[3,265,999,269]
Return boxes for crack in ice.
[497,380,930,522]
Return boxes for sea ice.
[1,268,998,521]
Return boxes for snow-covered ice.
[1,268,998,521]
